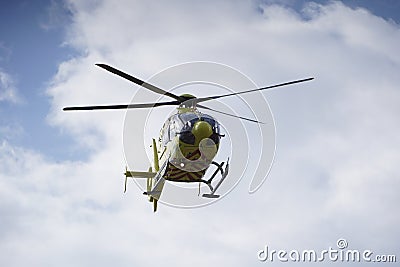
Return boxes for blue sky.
[0,1,399,266]
[0,0,76,159]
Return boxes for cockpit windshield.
[177,113,220,134]
[174,112,221,145]
[160,112,221,146]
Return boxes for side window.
[161,121,170,145]
[215,122,220,134]
[169,120,176,139]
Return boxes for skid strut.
[202,158,229,198]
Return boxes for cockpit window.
[176,113,219,132]
[177,113,197,127]
[201,115,220,134]
[161,113,221,146]
[176,112,221,145]
[161,121,170,145]
[179,131,195,145]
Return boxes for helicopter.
[63,64,314,212]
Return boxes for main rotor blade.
[197,104,264,124]
[195,77,314,103]
[63,100,180,111]
[96,64,183,102]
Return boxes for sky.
[0,0,399,266]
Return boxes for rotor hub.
[179,94,197,109]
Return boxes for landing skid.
[201,158,229,199]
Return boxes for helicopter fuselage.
[157,107,222,182]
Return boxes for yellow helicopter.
[64,64,313,212]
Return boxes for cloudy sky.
[1,0,399,266]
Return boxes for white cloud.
[0,70,20,103]
[1,0,399,266]
[0,123,24,141]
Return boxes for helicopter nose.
[192,121,213,142]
